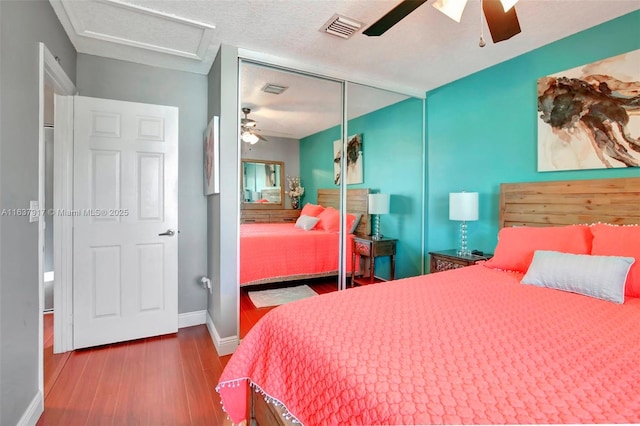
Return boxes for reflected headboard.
[317,188,370,236]
[499,177,640,228]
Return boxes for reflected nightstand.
[351,235,397,286]
[428,249,492,273]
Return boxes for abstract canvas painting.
[203,116,219,195]
[537,49,640,171]
[333,134,363,185]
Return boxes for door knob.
[158,229,175,237]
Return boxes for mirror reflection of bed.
[239,188,370,338]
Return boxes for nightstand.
[351,235,397,286]
[428,249,493,273]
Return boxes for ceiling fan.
[241,107,268,144]
[363,0,521,45]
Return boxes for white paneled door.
[73,96,178,349]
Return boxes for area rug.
[247,285,318,308]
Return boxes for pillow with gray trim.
[295,215,320,231]
[521,250,635,304]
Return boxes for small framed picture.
[204,116,220,195]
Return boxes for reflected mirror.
[241,159,284,208]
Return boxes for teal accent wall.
[425,11,640,257]
[301,97,424,279]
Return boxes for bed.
[219,177,640,424]
[240,188,370,286]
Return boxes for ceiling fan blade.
[482,0,521,43]
[256,133,269,142]
[363,0,428,36]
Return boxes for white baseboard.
[17,390,43,426]
[206,311,238,356]
[178,310,207,329]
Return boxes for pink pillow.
[483,225,592,273]
[590,224,640,298]
[300,203,325,218]
[316,207,341,232]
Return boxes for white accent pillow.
[521,250,635,304]
[295,215,320,231]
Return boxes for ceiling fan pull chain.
[479,0,486,47]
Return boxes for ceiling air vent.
[261,83,288,95]
[320,14,363,39]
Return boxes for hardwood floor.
[43,313,71,399]
[39,324,232,426]
[239,278,339,338]
[40,279,338,425]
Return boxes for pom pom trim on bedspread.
[216,378,302,425]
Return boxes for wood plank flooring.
[40,279,337,425]
[239,279,338,338]
[43,313,71,399]
[38,325,231,426]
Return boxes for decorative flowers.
[286,176,305,198]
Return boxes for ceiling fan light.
[432,0,469,23]
[500,0,519,12]
[242,131,259,144]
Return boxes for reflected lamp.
[369,194,390,240]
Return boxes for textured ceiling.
[50,0,639,137]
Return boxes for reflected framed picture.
[204,116,220,195]
[333,134,363,185]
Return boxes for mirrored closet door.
[237,62,426,337]
[238,60,344,337]
[345,83,425,287]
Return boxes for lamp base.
[372,215,383,240]
[457,220,471,256]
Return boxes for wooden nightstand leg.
[390,255,395,281]
[351,252,356,288]
[369,255,375,283]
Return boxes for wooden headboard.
[499,177,640,228]
[317,188,370,236]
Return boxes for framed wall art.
[537,49,640,171]
[204,115,220,195]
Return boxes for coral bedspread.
[240,223,353,286]
[218,264,640,424]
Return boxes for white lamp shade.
[369,194,390,215]
[449,192,478,221]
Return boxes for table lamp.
[369,193,390,240]
[449,191,478,256]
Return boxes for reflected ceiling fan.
[363,0,521,45]
[241,108,268,144]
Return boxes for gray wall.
[76,54,209,314]
[0,1,76,424]
[241,136,300,209]
[207,45,239,343]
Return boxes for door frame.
[38,42,75,396]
